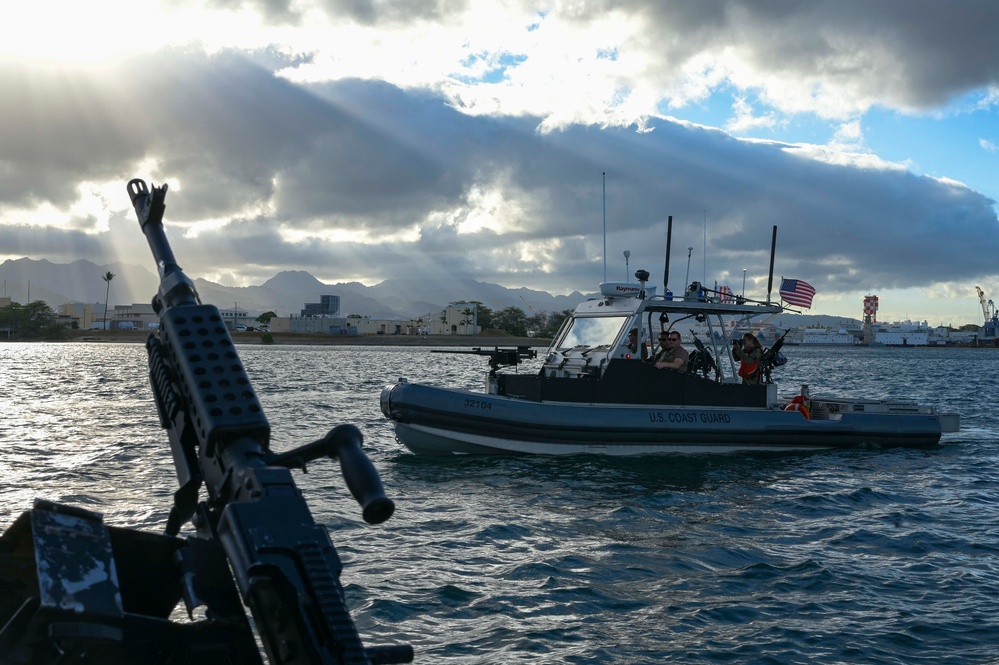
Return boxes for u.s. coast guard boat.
[380,225,960,456]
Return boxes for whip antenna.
[664,215,673,292]
[767,225,777,303]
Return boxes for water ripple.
[4,343,999,662]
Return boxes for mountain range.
[0,257,588,321]
[0,257,862,329]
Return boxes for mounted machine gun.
[0,180,412,665]
[756,328,791,384]
[687,330,719,381]
[432,346,538,376]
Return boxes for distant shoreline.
[44,330,548,348]
[10,330,992,349]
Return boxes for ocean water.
[2,342,999,664]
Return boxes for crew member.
[733,333,764,384]
[653,331,688,371]
[626,327,649,360]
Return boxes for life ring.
[784,398,811,419]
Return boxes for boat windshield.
[554,315,629,350]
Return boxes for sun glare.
[0,1,245,64]
[2,1,144,63]
[455,186,515,235]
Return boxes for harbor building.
[266,300,478,336]
[58,303,101,330]
[218,305,250,331]
[439,303,479,335]
[301,295,341,318]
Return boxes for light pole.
[742,269,747,297]
[624,250,630,280]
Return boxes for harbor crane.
[976,286,996,324]
[520,295,541,316]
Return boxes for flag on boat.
[718,286,735,303]
[779,278,815,308]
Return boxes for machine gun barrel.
[127,179,198,310]
[431,346,536,365]
[756,328,792,384]
[432,346,538,378]
[770,328,792,355]
[125,179,409,664]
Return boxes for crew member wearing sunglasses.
[652,331,688,372]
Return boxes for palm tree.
[102,271,115,330]
[460,307,476,335]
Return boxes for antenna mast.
[602,172,607,283]
[663,216,673,293]
[766,225,777,303]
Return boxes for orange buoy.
[784,397,811,419]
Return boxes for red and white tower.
[863,295,879,324]
[863,295,879,345]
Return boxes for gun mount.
[0,180,412,664]
[757,328,791,384]
[687,330,719,381]
[431,346,538,376]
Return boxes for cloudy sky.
[2,0,997,325]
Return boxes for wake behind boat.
[380,223,960,455]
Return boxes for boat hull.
[380,381,945,456]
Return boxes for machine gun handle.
[333,425,396,525]
[268,424,395,525]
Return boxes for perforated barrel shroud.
[160,304,270,455]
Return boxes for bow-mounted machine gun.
[0,180,413,665]
[756,328,791,384]
[431,346,538,377]
[686,330,719,381]
[431,346,538,393]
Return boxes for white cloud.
[726,96,781,133]
[827,119,867,152]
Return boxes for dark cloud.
[0,59,146,207]
[1,48,997,305]
[622,0,999,111]
[208,0,472,26]
[314,0,470,25]
[206,0,303,24]
[165,99,999,298]
[0,223,112,262]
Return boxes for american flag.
[779,278,815,308]
[718,286,735,304]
